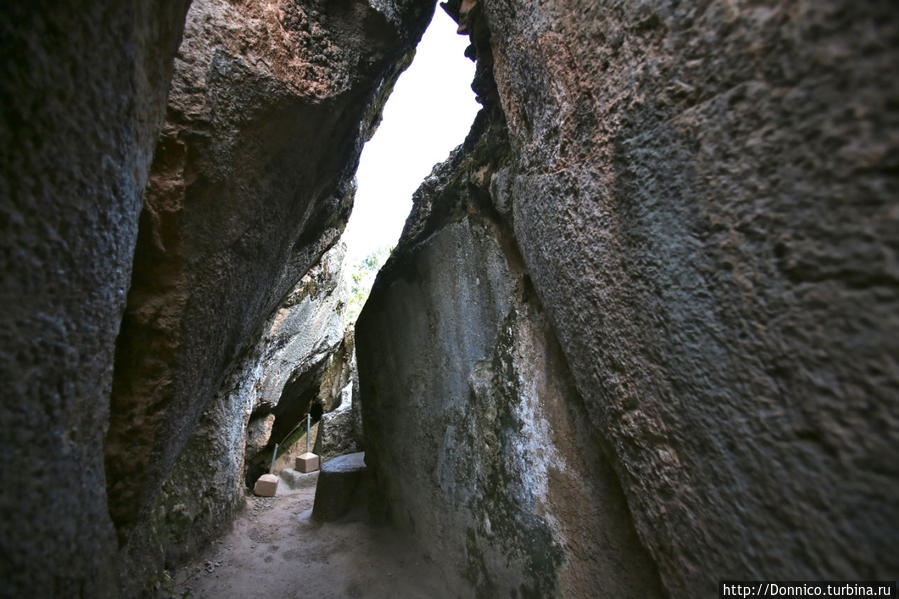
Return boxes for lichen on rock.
[356,47,663,592]
[3,0,897,596]
[100,0,435,589]
[357,1,899,597]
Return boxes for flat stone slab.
[278,468,319,494]
[253,473,278,497]
[321,451,366,473]
[312,452,367,522]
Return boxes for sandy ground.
[162,484,464,599]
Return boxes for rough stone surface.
[312,452,369,522]
[118,362,253,585]
[357,108,663,597]
[318,325,358,413]
[482,1,899,594]
[120,241,352,587]
[245,413,277,458]
[253,244,352,416]
[0,2,189,596]
[358,1,899,597]
[245,278,360,484]
[320,382,363,458]
[104,0,435,546]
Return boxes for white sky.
[342,7,481,265]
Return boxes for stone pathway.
[163,484,461,599]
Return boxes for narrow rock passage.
[166,486,458,599]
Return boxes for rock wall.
[0,3,189,596]
[1,0,433,594]
[319,364,362,460]
[3,0,896,596]
[242,242,353,483]
[357,111,664,596]
[104,0,434,551]
[119,241,352,588]
[357,0,899,596]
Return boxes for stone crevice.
[2,1,897,596]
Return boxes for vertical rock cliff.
[0,3,190,595]
[104,0,433,560]
[356,0,899,596]
[1,0,433,595]
[2,0,897,596]
[124,242,351,580]
[357,113,664,597]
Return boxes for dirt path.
[165,486,462,599]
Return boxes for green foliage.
[345,246,392,322]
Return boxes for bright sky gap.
[341,7,481,266]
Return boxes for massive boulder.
[3,0,897,596]
[358,110,663,596]
[319,378,362,459]
[357,0,899,596]
[0,3,189,596]
[122,241,352,581]
[241,242,354,483]
[1,0,433,594]
[103,0,433,553]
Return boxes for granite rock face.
[1,0,432,594]
[357,111,664,597]
[121,241,354,582]
[246,413,277,457]
[103,0,433,546]
[485,1,899,593]
[251,242,351,420]
[242,243,354,483]
[3,0,897,596]
[0,2,189,596]
[320,381,362,459]
[357,0,899,596]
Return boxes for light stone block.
[253,473,278,497]
[296,452,320,473]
